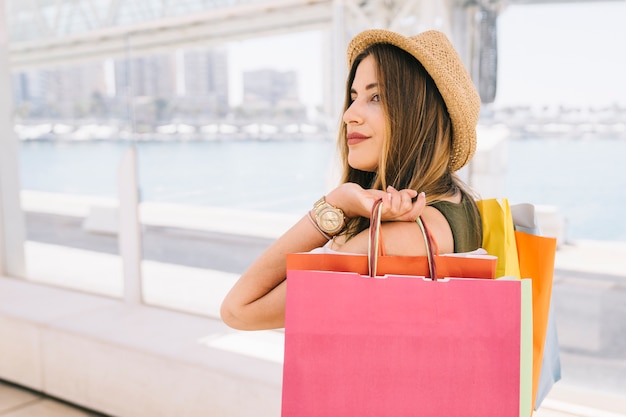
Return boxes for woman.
[220,29,482,330]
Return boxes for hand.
[326,183,426,222]
[376,186,426,222]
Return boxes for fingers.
[404,191,426,221]
[356,186,425,221]
[381,186,423,221]
[386,186,415,204]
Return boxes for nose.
[343,100,363,125]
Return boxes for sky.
[226,0,626,109]
[496,0,626,107]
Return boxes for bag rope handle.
[368,198,438,280]
[416,217,438,280]
[368,198,384,277]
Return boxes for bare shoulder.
[331,205,455,256]
[419,205,454,254]
[378,221,426,256]
[331,221,425,256]
[378,205,453,256]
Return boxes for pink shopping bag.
[282,199,532,417]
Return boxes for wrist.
[325,187,354,219]
[311,196,346,237]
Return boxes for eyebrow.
[350,82,379,94]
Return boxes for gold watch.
[312,197,346,237]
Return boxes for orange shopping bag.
[515,229,558,409]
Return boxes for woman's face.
[343,55,387,172]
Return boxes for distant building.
[242,69,304,119]
[10,47,230,123]
[13,71,36,117]
[12,73,28,103]
[12,63,108,119]
[243,69,298,105]
[176,47,229,118]
[113,54,177,124]
[13,70,54,118]
[48,62,109,118]
[115,54,176,99]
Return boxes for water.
[19,136,626,242]
[504,136,626,242]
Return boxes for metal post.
[0,0,26,277]
[118,146,143,304]
[328,0,347,124]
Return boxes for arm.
[220,214,327,330]
[220,184,426,330]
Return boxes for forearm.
[221,280,287,330]
[220,215,329,330]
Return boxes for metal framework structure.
[8,0,331,69]
[6,0,492,70]
[6,0,603,65]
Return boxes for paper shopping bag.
[282,199,532,417]
[515,230,558,410]
[286,249,496,279]
[536,302,561,409]
[480,199,560,411]
[282,271,532,417]
[509,202,560,410]
[477,198,521,278]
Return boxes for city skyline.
[11,50,304,122]
[11,0,626,123]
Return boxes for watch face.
[320,209,344,233]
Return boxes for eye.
[371,94,380,102]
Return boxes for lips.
[347,132,369,145]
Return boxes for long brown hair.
[338,43,481,240]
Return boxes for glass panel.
[494,2,626,401]
[127,32,333,318]
[13,60,126,297]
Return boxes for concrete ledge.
[539,384,626,417]
[21,190,301,240]
[0,276,283,417]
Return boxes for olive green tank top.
[429,195,482,253]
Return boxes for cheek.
[373,114,387,148]
[372,110,387,133]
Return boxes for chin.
[348,152,379,172]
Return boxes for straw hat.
[347,29,480,172]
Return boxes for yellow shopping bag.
[477,198,521,278]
